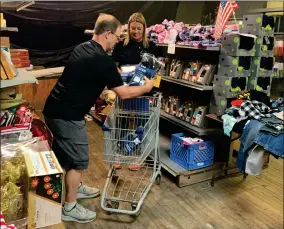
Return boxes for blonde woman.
[112,12,157,70]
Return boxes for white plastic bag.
[245,145,265,176]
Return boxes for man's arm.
[116,62,122,73]
[112,77,154,99]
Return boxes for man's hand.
[144,76,154,92]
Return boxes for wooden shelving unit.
[0,27,19,32]
[1,68,38,89]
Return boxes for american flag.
[214,1,238,40]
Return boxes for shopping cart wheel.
[131,204,140,216]
[112,201,119,209]
[106,201,119,214]
[156,174,161,185]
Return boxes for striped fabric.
[214,1,238,40]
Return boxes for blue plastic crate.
[121,98,150,113]
[170,133,214,170]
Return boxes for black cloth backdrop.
[1,1,179,67]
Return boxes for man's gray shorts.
[44,117,89,170]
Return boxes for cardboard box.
[0,37,10,48]
[0,49,17,79]
[209,94,234,116]
[0,13,6,27]
[213,75,248,98]
[10,49,29,57]
[12,56,30,61]
[247,77,272,95]
[1,37,10,54]
[255,36,275,57]
[241,14,275,36]
[24,151,63,229]
[220,33,256,57]
[1,63,8,80]
[217,55,251,77]
[251,56,274,78]
[11,58,30,68]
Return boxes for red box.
[11,58,30,68]
[10,49,29,57]
[12,56,30,62]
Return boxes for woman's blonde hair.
[124,12,149,48]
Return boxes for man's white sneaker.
[77,183,100,199]
[62,203,96,223]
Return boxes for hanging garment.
[254,133,284,158]
[221,114,237,136]
[236,120,265,173]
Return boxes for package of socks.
[251,56,274,78]
[220,33,256,56]
[128,53,164,86]
[213,75,248,98]
[182,62,200,82]
[195,64,216,85]
[191,106,207,127]
[217,55,251,77]
[241,14,275,36]
[169,60,184,79]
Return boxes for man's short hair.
[94,13,121,35]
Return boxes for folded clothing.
[180,137,203,145]
[239,100,271,120]
[274,111,284,121]
[259,116,284,136]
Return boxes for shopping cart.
[101,94,161,215]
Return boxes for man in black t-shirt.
[43,14,154,223]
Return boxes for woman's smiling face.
[129,21,144,42]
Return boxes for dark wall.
[1,1,179,67]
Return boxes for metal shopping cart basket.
[101,94,161,215]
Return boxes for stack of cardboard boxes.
[210,32,256,116]
[241,14,275,95]
[209,13,276,116]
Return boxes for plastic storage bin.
[170,133,214,170]
[121,97,150,113]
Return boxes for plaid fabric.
[0,213,16,229]
[239,100,271,120]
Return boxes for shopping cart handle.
[102,125,110,131]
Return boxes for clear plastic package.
[128,53,165,86]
